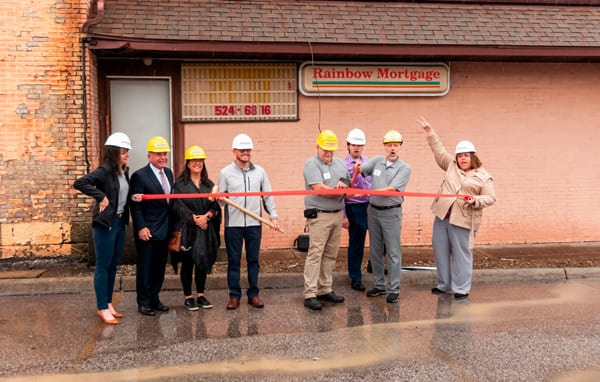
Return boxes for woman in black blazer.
[73,132,132,325]
[171,146,221,311]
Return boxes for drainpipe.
[80,37,96,173]
[80,0,104,173]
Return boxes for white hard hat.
[232,133,254,150]
[105,132,132,150]
[455,140,476,154]
[346,128,366,145]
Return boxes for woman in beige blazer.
[417,117,496,300]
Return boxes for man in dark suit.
[130,136,173,316]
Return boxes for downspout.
[80,0,105,173]
[82,0,105,33]
[80,37,96,173]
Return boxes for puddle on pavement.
[1,282,599,381]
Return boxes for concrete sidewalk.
[1,267,599,297]
[1,241,599,296]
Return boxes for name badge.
[323,172,331,180]
[373,169,381,176]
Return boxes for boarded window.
[181,63,298,122]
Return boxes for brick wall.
[0,0,95,259]
[1,1,599,258]
[186,61,600,249]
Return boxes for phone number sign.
[215,104,272,117]
[182,63,298,121]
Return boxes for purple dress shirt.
[343,153,371,205]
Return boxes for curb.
[1,268,599,297]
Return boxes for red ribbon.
[140,188,470,201]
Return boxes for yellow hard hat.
[316,130,339,151]
[146,136,171,153]
[185,145,207,160]
[382,130,403,144]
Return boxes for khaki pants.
[303,211,343,298]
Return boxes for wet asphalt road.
[0,272,600,381]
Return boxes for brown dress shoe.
[226,298,240,310]
[248,296,264,308]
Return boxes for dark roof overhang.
[87,38,600,62]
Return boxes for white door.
[109,78,172,173]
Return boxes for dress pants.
[367,206,403,294]
[345,203,368,283]
[135,238,169,307]
[432,217,472,294]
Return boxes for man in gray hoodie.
[218,133,280,310]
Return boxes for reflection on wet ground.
[1,280,599,381]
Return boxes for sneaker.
[304,297,322,310]
[184,298,199,311]
[386,293,399,303]
[366,287,387,297]
[196,296,213,309]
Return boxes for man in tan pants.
[302,130,350,310]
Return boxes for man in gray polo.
[302,129,350,311]
[358,130,411,303]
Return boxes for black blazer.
[130,164,173,241]
[73,163,130,229]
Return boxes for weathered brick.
[0,0,94,258]
[1,0,600,259]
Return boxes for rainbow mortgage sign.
[299,62,449,96]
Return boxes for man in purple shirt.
[343,128,371,291]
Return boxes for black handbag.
[168,230,182,252]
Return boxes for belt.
[317,209,342,213]
[115,212,124,219]
[369,203,402,210]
